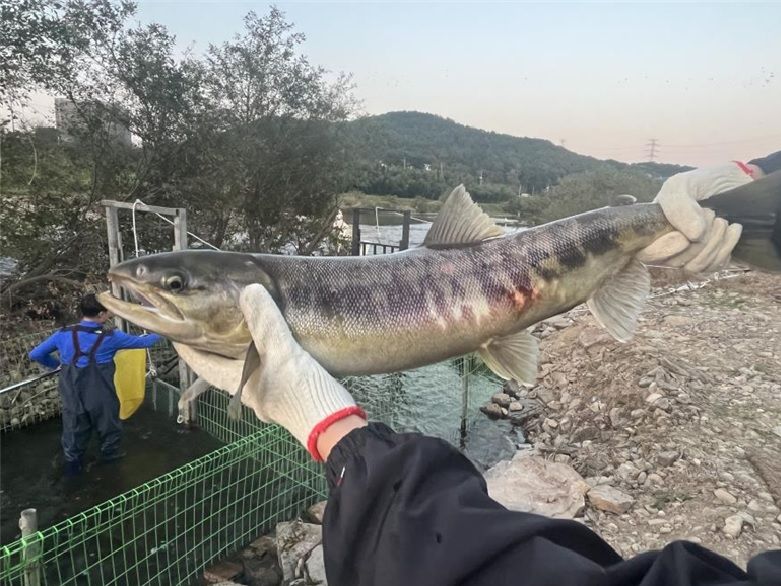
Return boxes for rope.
[129,199,157,378]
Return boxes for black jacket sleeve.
[322,423,781,586]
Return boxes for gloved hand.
[174,284,365,460]
[638,162,762,273]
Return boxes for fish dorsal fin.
[423,184,504,248]
[478,329,539,385]
[587,258,650,343]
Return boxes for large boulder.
[484,452,590,518]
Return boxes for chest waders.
[58,325,123,474]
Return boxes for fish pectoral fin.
[423,184,505,249]
[478,329,539,385]
[228,341,261,421]
[587,258,650,343]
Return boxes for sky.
[19,1,781,166]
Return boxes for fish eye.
[164,274,186,292]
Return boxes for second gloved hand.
[174,284,364,460]
[637,162,759,273]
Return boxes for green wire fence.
[0,386,324,586]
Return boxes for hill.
[344,111,690,201]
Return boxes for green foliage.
[539,168,662,222]
[1,2,356,317]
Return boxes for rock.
[503,379,521,397]
[616,462,639,482]
[242,559,281,586]
[608,407,623,427]
[714,489,737,505]
[638,376,655,388]
[637,471,647,485]
[276,521,322,583]
[571,426,600,443]
[536,386,556,405]
[646,473,664,486]
[748,499,780,514]
[543,418,558,429]
[664,315,693,327]
[480,403,504,419]
[772,426,781,438]
[305,544,328,585]
[579,328,612,349]
[203,560,242,583]
[588,485,635,514]
[247,535,277,560]
[546,316,573,329]
[656,451,679,467]
[554,454,571,464]
[307,501,327,524]
[654,398,672,411]
[484,453,590,518]
[645,393,663,405]
[492,393,512,408]
[723,514,744,538]
[509,401,523,412]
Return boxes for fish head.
[98,250,273,358]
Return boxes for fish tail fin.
[700,170,781,272]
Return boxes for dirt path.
[522,270,781,565]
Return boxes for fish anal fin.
[228,341,261,421]
[587,258,649,343]
[478,329,539,385]
[423,184,504,249]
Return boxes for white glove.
[638,162,762,273]
[174,284,364,460]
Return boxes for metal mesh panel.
[0,395,324,586]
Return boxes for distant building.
[54,98,132,146]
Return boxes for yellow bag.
[114,349,146,420]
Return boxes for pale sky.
[18,1,781,166]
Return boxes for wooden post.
[105,205,126,331]
[400,210,411,251]
[173,208,187,250]
[19,508,41,586]
[351,208,361,256]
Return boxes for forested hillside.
[344,111,690,201]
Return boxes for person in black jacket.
[175,282,780,586]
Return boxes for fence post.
[351,208,361,256]
[459,358,470,450]
[19,508,41,586]
[105,205,127,331]
[400,210,411,250]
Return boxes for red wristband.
[307,406,367,462]
[733,161,756,178]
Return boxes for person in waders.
[29,294,162,476]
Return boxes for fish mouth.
[97,278,199,342]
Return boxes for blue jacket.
[29,321,162,369]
